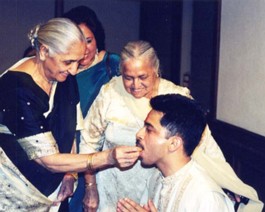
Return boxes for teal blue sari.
[69,52,120,212]
[77,52,120,117]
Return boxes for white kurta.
[80,76,225,211]
[146,160,234,212]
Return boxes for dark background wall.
[0,0,140,73]
[139,1,183,84]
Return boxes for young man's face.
[136,109,169,166]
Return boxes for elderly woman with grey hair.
[0,19,141,211]
[80,40,262,212]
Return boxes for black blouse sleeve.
[0,72,50,139]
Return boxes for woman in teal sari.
[63,6,120,117]
[63,6,120,212]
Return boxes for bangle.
[85,182,97,189]
[87,154,94,171]
[68,172,78,181]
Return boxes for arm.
[79,84,112,210]
[34,146,142,173]
[56,141,78,203]
[82,171,98,212]
[195,192,234,212]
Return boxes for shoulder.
[106,52,120,61]
[182,162,234,209]
[159,78,191,98]
[105,52,120,66]
[98,76,122,96]
[187,161,225,194]
[0,71,33,92]
[103,52,121,76]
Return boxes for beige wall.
[217,0,265,136]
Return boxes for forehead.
[122,59,155,75]
[65,41,85,59]
[145,110,164,128]
[79,23,94,37]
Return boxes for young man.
[117,94,234,212]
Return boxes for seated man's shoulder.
[189,161,223,192]
[182,161,234,211]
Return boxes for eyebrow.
[124,73,148,78]
[144,122,154,128]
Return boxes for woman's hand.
[83,184,99,212]
[109,146,142,168]
[53,173,75,205]
[117,198,157,212]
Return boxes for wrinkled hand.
[53,174,75,206]
[117,198,157,212]
[109,146,142,168]
[83,185,99,212]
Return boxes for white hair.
[28,18,86,56]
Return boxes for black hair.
[63,5,105,51]
[150,94,207,156]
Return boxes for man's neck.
[159,156,191,177]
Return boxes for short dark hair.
[150,94,206,156]
[63,5,105,51]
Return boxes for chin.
[140,160,154,168]
[80,61,90,67]
[58,75,68,82]
[131,93,145,99]
[140,157,150,166]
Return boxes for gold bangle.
[85,182,97,189]
[87,154,94,171]
[69,172,78,181]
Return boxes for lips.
[136,140,144,150]
[83,53,89,59]
[61,73,69,78]
[131,88,142,93]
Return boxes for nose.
[132,78,140,88]
[136,127,145,141]
[68,62,79,75]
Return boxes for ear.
[39,45,49,61]
[168,136,182,152]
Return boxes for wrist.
[85,182,97,190]
[107,149,116,166]
[65,172,78,181]
[87,154,94,171]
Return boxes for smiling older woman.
[0,19,141,212]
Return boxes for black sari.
[0,71,79,196]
